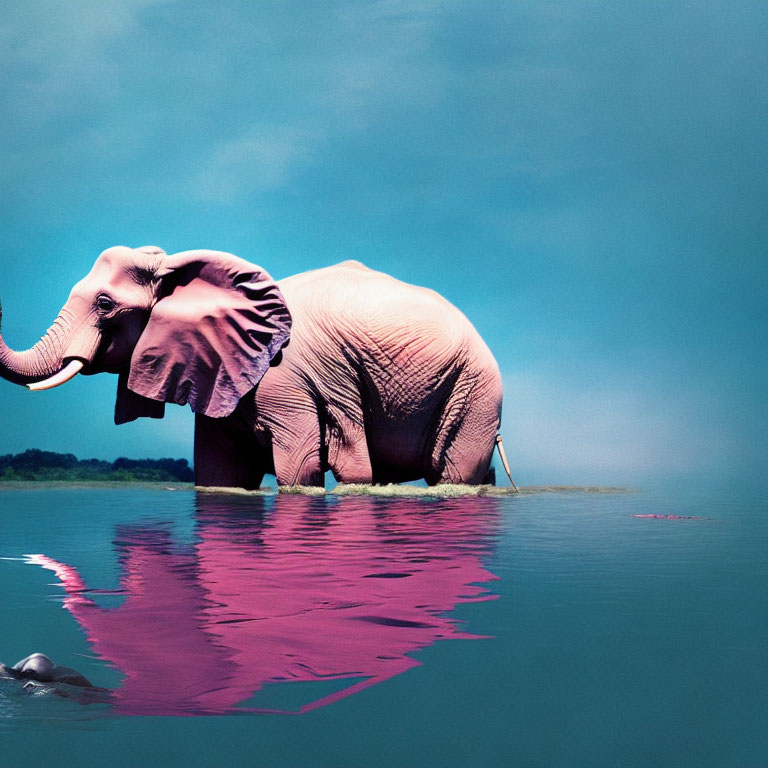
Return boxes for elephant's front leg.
[271,413,325,487]
[194,413,266,490]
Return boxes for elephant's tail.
[495,435,520,493]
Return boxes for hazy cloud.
[0,1,764,480]
[1,0,168,115]
[501,370,735,484]
[190,127,319,202]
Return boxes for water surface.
[0,483,765,767]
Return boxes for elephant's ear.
[114,371,166,425]
[123,249,291,420]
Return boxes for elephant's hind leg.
[432,418,497,485]
[429,376,501,486]
[326,411,372,485]
[271,413,325,488]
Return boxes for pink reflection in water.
[632,514,709,520]
[30,494,500,715]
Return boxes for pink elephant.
[0,246,504,488]
[26,494,500,715]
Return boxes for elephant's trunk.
[0,303,98,388]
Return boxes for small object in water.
[632,514,709,521]
[0,652,93,688]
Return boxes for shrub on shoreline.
[0,449,194,483]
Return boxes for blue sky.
[0,0,765,486]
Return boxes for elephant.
[0,246,506,489]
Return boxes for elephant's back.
[278,261,499,405]
[278,261,487,355]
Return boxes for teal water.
[0,484,765,767]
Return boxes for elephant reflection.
[28,494,500,715]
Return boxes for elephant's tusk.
[27,359,84,391]
[495,434,520,493]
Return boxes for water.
[0,483,765,767]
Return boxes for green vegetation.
[0,449,194,483]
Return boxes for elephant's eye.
[95,295,116,313]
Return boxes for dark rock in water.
[0,653,93,688]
